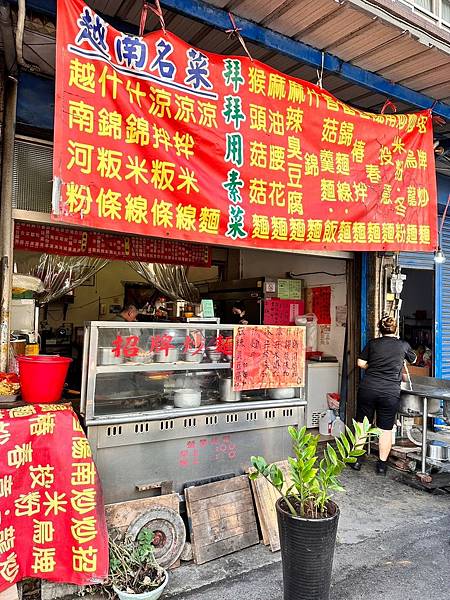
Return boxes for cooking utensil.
[155,348,179,363]
[98,347,124,365]
[427,440,449,461]
[184,349,204,363]
[268,388,296,400]
[206,349,222,362]
[219,378,241,402]
[398,393,440,415]
[173,388,201,408]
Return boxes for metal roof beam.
[9,0,450,119]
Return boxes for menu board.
[263,299,305,325]
[233,325,305,391]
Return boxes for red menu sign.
[263,299,305,325]
[233,326,305,391]
[53,0,437,252]
[0,404,108,592]
[14,221,211,267]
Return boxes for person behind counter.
[114,304,138,322]
[231,301,249,325]
[352,315,416,475]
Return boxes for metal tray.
[0,394,20,407]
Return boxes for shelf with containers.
[80,322,306,503]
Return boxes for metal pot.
[98,347,124,365]
[155,348,179,363]
[184,349,204,363]
[442,399,450,423]
[219,378,241,402]
[427,441,449,461]
[268,387,296,400]
[173,388,201,408]
[398,393,440,415]
[206,350,222,362]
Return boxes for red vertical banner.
[0,404,108,592]
[311,287,332,325]
[52,0,438,253]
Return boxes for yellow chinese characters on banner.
[52,0,437,253]
[0,404,107,592]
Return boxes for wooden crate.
[185,475,259,565]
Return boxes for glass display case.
[81,322,306,503]
[81,322,305,422]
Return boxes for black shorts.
[356,386,400,430]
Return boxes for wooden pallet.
[249,460,292,552]
[185,475,259,565]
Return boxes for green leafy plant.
[77,529,166,599]
[250,417,380,518]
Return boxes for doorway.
[400,268,434,376]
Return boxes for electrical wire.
[289,271,346,277]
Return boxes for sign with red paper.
[263,299,305,325]
[233,325,305,391]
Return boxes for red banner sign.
[0,404,108,591]
[53,0,437,252]
[232,326,306,391]
[14,222,211,267]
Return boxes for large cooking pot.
[98,347,124,365]
[219,378,241,402]
[173,388,201,408]
[398,393,440,415]
[268,387,296,400]
[427,440,449,461]
[442,399,450,423]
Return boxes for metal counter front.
[81,322,306,504]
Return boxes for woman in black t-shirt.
[353,316,416,475]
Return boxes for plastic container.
[331,416,346,438]
[319,410,336,436]
[113,570,168,600]
[295,314,318,352]
[277,497,339,600]
[17,355,72,404]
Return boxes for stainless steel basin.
[398,393,440,415]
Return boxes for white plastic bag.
[319,410,336,436]
[295,313,318,352]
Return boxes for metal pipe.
[15,0,25,67]
[420,396,428,474]
[0,2,16,73]
[0,75,18,371]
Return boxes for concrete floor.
[166,460,449,600]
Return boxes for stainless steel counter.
[88,399,306,503]
[81,322,307,503]
[400,376,450,474]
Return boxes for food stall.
[80,321,307,504]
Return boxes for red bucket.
[17,355,72,404]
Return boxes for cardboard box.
[407,365,430,377]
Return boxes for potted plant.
[108,529,168,600]
[250,417,379,600]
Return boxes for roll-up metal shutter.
[399,251,435,270]
[436,218,450,379]
[12,138,53,214]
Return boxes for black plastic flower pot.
[276,497,340,600]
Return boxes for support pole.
[420,396,428,475]
[0,75,18,371]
